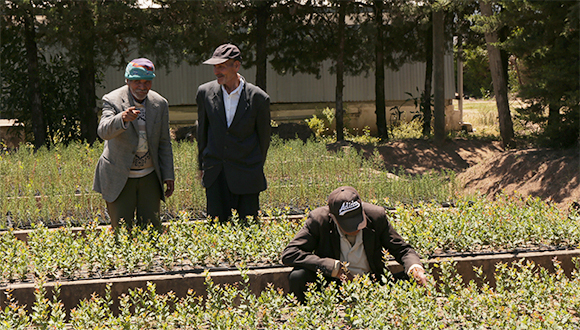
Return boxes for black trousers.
[288,267,410,304]
[205,169,260,223]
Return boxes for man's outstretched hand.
[410,267,428,286]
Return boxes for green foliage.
[0,19,80,144]
[394,193,580,257]
[266,1,331,78]
[304,115,327,139]
[0,142,104,228]
[143,1,231,67]
[267,1,374,79]
[0,0,159,145]
[28,279,66,329]
[0,214,302,285]
[0,299,30,330]
[2,0,576,147]
[3,259,579,328]
[1,193,578,286]
[305,105,424,142]
[463,0,580,148]
[0,230,28,282]
[304,107,335,139]
[502,0,580,148]
[0,6,28,122]
[0,140,458,228]
[347,126,382,145]
[461,46,493,99]
[389,119,424,140]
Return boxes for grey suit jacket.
[93,85,175,203]
[196,78,271,195]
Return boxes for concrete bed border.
[2,249,579,316]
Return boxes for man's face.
[213,59,240,87]
[127,79,152,101]
[330,213,361,236]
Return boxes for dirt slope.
[458,147,579,207]
[332,139,580,209]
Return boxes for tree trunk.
[480,0,514,147]
[78,63,97,144]
[433,9,445,143]
[335,1,346,142]
[374,0,388,140]
[23,3,45,149]
[255,1,270,91]
[422,16,433,137]
[457,34,464,122]
[77,1,98,144]
[547,103,560,130]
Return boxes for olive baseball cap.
[328,186,367,233]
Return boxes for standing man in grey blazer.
[93,58,175,230]
[196,44,271,222]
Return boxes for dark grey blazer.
[281,202,423,279]
[196,79,271,195]
[93,85,175,202]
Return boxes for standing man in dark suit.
[196,44,271,222]
[281,186,427,303]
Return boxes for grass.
[455,97,533,141]
[0,136,459,229]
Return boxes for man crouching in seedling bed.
[281,186,428,303]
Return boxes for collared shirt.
[336,226,371,276]
[331,220,424,278]
[221,76,245,127]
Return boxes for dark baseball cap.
[328,186,367,233]
[203,43,242,65]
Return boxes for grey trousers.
[106,171,162,231]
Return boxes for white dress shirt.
[221,76,245,127]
